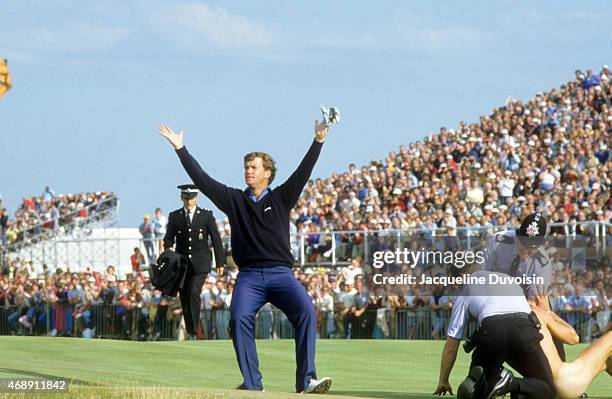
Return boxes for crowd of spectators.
[291,67,610,262]
[0,188,117,249]
[1,253,609,342]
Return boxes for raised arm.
[159,124,232,214]
[275,120,329,207]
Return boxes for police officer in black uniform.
[163,184,224,340]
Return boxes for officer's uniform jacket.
[483,229,552,298]
[163,206,224,274]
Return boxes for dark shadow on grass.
[329,391,436,399]
[0,368,99,386]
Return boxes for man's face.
[516,239,538,259]
[181,194,198,210]
[244,157,271,189]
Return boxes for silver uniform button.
[189,228,192,232]
[189,254,192,258]
[189,238,192,241]
[189,246,192,250]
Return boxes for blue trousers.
[230,266,317,392]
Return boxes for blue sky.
[1,1,611,226]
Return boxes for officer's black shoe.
[485,367,514,399]
[188,334,197,340]
[458,366,485,399]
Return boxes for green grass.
[0,337,609,398]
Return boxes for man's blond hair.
[244,152,277,184]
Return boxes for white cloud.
[150,2,275,50]
[307,20,484,55]
[0,18,130,60]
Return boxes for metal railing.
[0,220,608,272]
[0,304,471,340]
[2,304,603,342]
[293,221,610,267]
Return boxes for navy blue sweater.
[176,139,323,268]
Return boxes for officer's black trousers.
[470,314,555,399]
[179,267,207,336]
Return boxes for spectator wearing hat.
[163,184,224,341]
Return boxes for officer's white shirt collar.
[183,207,196,221]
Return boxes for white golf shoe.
[303,377,332,394]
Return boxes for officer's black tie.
[509,254,521,276]
[509,254,529,297]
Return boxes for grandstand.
[0,189,121,271]
[291,66,610,244]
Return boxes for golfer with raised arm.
[159,120,332,394]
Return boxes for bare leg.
[573,331,612,374]
[557,332,612,398]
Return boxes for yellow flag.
[0,58,13,98]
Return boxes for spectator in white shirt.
[498,170,516,202]
[465,179,484,204]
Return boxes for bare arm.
[433,337,460,395]
[545,310,580,345]
[530,298,579,345]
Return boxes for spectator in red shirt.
[130,247,146,273]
